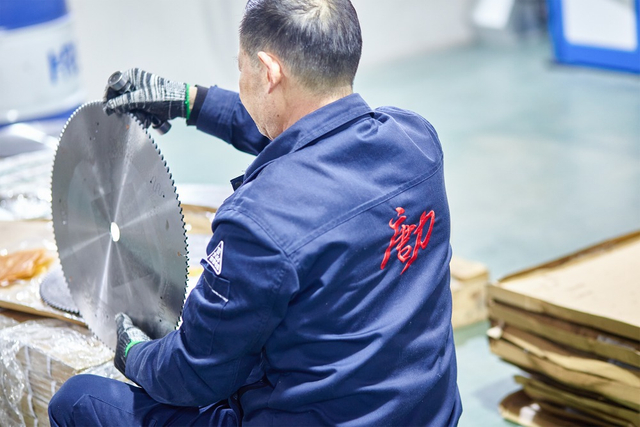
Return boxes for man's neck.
[274,86,353,139]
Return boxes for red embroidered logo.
[381,207,435,274]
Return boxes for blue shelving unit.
[547,0,640,73]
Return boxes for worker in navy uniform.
[48,0,463,425]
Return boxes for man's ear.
[257,51,282,94]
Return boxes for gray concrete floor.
[156,38,640,426]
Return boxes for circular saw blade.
[40,264,79,314]
[51,102,188,350]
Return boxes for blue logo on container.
[48,42,78,84]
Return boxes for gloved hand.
[114,312,151,376]
[103,68,189,125]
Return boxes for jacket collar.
[242,93,373,185]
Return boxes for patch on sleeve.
[206,241,224,275]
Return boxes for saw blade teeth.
[131,113,191,334]
[51,101,100,194]
[51,102,104,315]
[87,323,115,351]
[128,112,147,133]
[53,101,190,347]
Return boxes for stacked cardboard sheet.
[450,256,490,329]
[487,231,640,427]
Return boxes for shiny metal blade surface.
[40,264,79,314]
[51,102,188,350]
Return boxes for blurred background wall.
[65,0,476,97]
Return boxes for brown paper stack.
[450,256,490,329]
[487,232,640,427]
[0,313,125,427]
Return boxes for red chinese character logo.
[381,207,435,274]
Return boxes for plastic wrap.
[0,149,54,221]
[0,309,19,329]
[0,318,116,427]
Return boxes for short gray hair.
[240,0,362,94]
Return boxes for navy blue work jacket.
[127,87,463,426]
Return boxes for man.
[49,0,462,425]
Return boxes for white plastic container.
[0,0,84,126]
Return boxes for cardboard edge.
[488,300,640,368]
[488,283,639,341]
[497,230,640,284]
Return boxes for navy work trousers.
[48,374,238,426]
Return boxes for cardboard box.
[488,231,640,341]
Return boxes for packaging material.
[489,325,640,410]
[176,183,228,237]
[0,149,55,221]
[0,221,55,257]
[183,205,217,236]
[489,300,640,368]
[0,309,20,328]
[0,248,54,285]
[0,315,123,427]
[515,375,639,426]
[0,271,83,325]
[450,256,490,329]
[0,220,82,324]
[488,231,640,426]
[499,389,619,427]
[488,231,640,340]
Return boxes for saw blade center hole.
[110,222,121,242]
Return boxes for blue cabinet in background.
[547,0,640,73]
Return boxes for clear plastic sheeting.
[0,310,19,329]
[0,316,119,427]
[83,360,133,384]
[0,149,55,221]
[0,119,63,221]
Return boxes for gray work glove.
[114,312,151,377]
[103,68,188,124]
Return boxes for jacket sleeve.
[124,207,298,406]
[194,86,271,156]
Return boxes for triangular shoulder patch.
[206,241,224,275]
